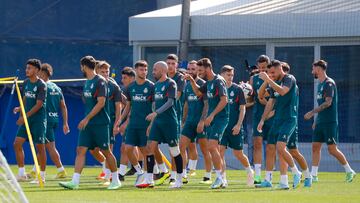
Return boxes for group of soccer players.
[13,53,356,191]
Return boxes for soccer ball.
[239,82,253,100]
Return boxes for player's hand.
[146,112,157,121]
[16,117,24,126]
[232,124,241,135]
[78,118,89,130]
[312,122,316,130]
[146,126,151,137]
[204,114,214,127]
[257,120,264,133]
[113,125,120,136]
[63,123,70,135]
[259,72,270,82]
[119,123,127,135]
[183,74,193,81]
[196,120,205,134]
[304,110,314,120]
[13,107,20,114]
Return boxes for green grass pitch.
[11,166,360,203]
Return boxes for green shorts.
[313,122,338,145]
[125,127,147,147]
[45,122,58,143]
[207,118,228,142]
[181,121,206,143]
[287,126,298,149]
[267,118,296,145]
[220,126,244,150]
[78,124,110,150]
[109,122,115,145]
[149,120,179,147]
[16,121,46,144]
[253,116,273,140]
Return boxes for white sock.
[222,171,227,181]
[189,159,197,170]
[118,164,127,176]
[72,173,81,185]
[176,173,182,183]
[170,171,176,179]
[18,167,25,176]
[111,171,120,184]
[245,166,253,174]
[343,163,353,173]
[254,164,261,176]
[40,171,46,179]
[153,164,160,174]
[291,165,302,176]
[101,161,106,172]
[265,171,273,182]
[280,175,288,185]
[57,166,65,172]
[303,168,311,178]
[182,169,187,177]
[104,168,111,179]
[215,170,223,181]
[204,172,211,179]
[133,164,143,175]
[311,166,319,176]
[158,163,168,173]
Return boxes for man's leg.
[46,142,67,178]
[179,135,191,179]
[198,138,212,183]
[253,136,263,183]
[13,137,27,180]
[277,142,301,189]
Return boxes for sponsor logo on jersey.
[84,91,92,97]
[48,112,59,117]
[155,93,164,100]
[25,91,36,98]
[187,95,198,102]
[132,94,147,101]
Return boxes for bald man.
[142,61,184,189]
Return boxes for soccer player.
[304,60,356,182]
[258,62,312,187]
[122,60,155,187]
[32,63,69,179]
[250,55,271,184]
[220,65,254,187]
[257,60,302,189]
[13,59,47,182]
[118,67,136,181]
[179,60,212,184]
[184,58,229,189]
[146,61,184,189]
[95,61,123,185]
[59,56,120,190]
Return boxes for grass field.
[11,166,360,203]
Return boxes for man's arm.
[257,81,269,105]
[59,96,70,134]
[260,98,275,124]
[184,75,203,97]
[182,101,188,125]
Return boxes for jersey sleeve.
[149,82,155,102]
[216,79,228,97]
[124,87,131,101]
[199,83,207,94]
[37,81,47,101]
[324,81,335,98]
[282,75,295,89]
[238,87,246,105]
[166,80,177,99]
[113,84,123,103]
[96,78,107,98]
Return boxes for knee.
[125,146,134,154]
[13,141,21,150]
[169,146,180,157]
[76,148,86,157]
[327,146,337,156]
[254,139,262,149]
[312,144,321,153]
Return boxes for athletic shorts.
[181,121,206,143]
[206,118,228,142]
[16,121,46,144]
[313,122,338,145]
[149,120,179,147]
[267,118,296,145]
[78,124,110,150]
[45,122,58,143]
[125,127,147,147]
[220,126,245,150]
[287,126,298,149]
[253,116,273,140]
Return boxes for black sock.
[139,160,143,168]
[146,155,155,174]
[174,154,183,174]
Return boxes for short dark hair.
[188,60,197,65]
[27,59,41,70]
[134,60,148,69]
[256,55,270,64]
[220,65,234,73]
[281,62,290,73]
[267,60,282,69]
[313,60,327,70]
[166,54,178,62]
[121,67,136,78]
[41,63,53,77]
[80,56,96,70]
[197,58,212,69]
